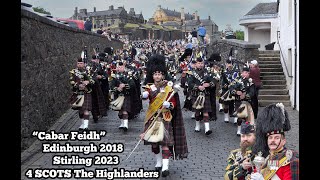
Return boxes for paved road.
[21,87,299,180]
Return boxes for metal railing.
[277,31,293,78]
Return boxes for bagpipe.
[219,75,245,102]
[109,73,132,111]
[191,71,212,110]
[143,82,181,143]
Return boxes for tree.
[33,6,51,15]
[235,30,244,40]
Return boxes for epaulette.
[231,148,241,154]
[142,83,153,90]
[69,69,76,74]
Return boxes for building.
[239,2,278,50]
[151,5,218,39]
[277,0,299,111]
[71,5,144,29]
[239,1,299,111]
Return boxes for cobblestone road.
[21,87,299,180]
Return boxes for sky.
[22,0,276,31]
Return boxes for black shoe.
[118,126,124,129]
[224,121,229,123]
[195,130,200,132]
[205,130,212,135]
[78,128,84,132]
[162,170,170,177]
[155,167,162,172]
[123,127,128,132]
[219,109,223,112]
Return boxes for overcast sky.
[22,0,276,31]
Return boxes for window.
[288,48,292,77]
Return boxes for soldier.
[140,54,188,177]
[182,60,196,113]
[188,57,216,135]
[250,103,299,180]
[224,122,256,180]
[220,59,241,124]
[126,60,143,118]
[69,57,94,131]
[233,66,258,135]
[87,55,108,122]
[109,61,137,131]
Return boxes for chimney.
[194,10,198,20]
[129,8,135,15]
[94,7,96,12]
[181,7,185,21]
[79,9,87,15]
[208,15,211,20]
[109,5,114,10]
[197,16,200,21]
[157,5,161,10]
[74,7,78,19]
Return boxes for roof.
[77,8,143,19]
[245,2,278,15]
[87,8,124,17]
[200,19,214,26]
[134,14,143,19]
[162,21,180,27]
[185,20,200,26]
[161,8,193,20]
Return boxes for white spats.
[224,113,229,123]
[204,122,212,135]
[234,117,238,124]
[83,120,89,129]
[195,121,200,132]
[237,126,241,136]
[123,119,128,131]
[161,159,170,177]
[79,119,85,129]
[219,103,223,112]
[155,153,162,168]
[191,112,195,119]
[119,119,124,129]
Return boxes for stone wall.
[207,39,260,65]
[115,27,183,41]
[21,9,123,151]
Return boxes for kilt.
[91,83,107,118]
[120,95,132,113]
[80,93,92,111]
[144,118,174,147]
[191,94,212,113]
[183,96,193,111]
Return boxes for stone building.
[150,5,218,38]
[72,5,144,29]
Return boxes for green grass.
[124,23,140,28]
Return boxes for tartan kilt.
[120,95,132,113]
[91,83,107,117]
[80,93,92,111]
[191,94,212,113]
[183,96,193,111]
[143,119,174,147]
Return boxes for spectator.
[249,60,261,96]
[191,28,198,45]
[84,18,92,31]
[197,24,206,45]
[96,25,103,34]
